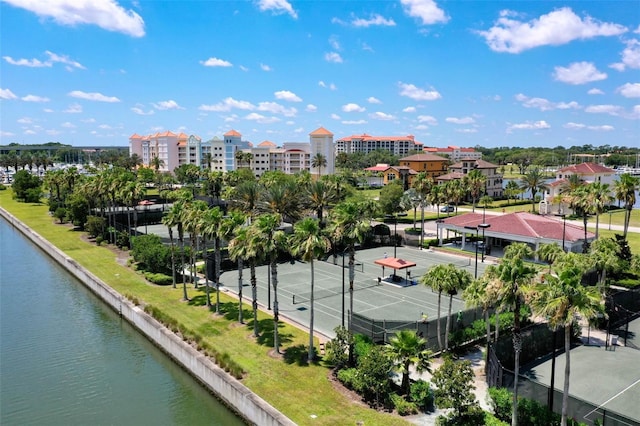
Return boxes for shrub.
[131,234,171,274]
[95,236,104,246]
[353,333,374,363]
[410,379,434,411]
[143,272,173,286]
[54,207,67,223]
[391,393,418,416]
[86,215,106,239]
[324,326,352,369]
[336,368,359,390]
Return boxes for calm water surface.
[0,219,245,426]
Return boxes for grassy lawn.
[0,189,409,426]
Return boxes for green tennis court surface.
[219,245,491,339]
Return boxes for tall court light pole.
[555,213,567,252]
[464,225,480,279]
[479,223,490,262]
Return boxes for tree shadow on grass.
[255,318,293,349]
[187,293,208,307]
[283,344,321,367]
[219,301,252,324]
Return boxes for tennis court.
[219,245,491,339]
[522,341,640,425]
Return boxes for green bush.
[143,272,173,285]
[336,368,359,390]
[85,215,106,239]
[353,333,374,363]
[131,234,171,274]
[391,393,418,416]
[614,277,640,289]
[54,207,67,223]
[410,379,434,411]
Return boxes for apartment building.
[335,133,423,156]
[398,153,449,180]
[423,146,481,162]
[436,158,503,198]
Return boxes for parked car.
[440,205,455,212]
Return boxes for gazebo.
[374,257,417,286]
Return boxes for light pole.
[464,226,479,279]
[555,213,566,252]
[479,223,490,262]
[341,248,346,327]
[386,213,407,258]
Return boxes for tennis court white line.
[583,377,640,422]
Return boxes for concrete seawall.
[0,208,296,426]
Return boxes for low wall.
[0,208,295,426]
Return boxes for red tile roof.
[436,172,465,181]
[442,212,594,242]
[558,163,615,174]
[374,258,417,270]
[224,129,241,137]
[400,153,448,162]
[258,140,277,147]
[309,126,333,136]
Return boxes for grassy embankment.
[0,190,409,426]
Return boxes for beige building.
[335,133,423,156]
[436,158,503,198]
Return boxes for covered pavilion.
[436,211,596,254]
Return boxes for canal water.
[0,219,245,426]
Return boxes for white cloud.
[45,51,85,69]
[244,113,281,124]
[515,93,581,111]
[399,82,441,101]
[260,63,272,71]
[507,120,550,132]
[585,104,623,116]
[22,94,50,102]
[400,0,449,25]
[24,130,37,135]
[153,100,183,110]
[274,90,302,102]
[403,106,417,113]
[319,81,337,90]
[46,129,61,136]
[201,57,232,67]
[43,108,54,113]
[64,103,83,113]
[617,83,640,98]
[325,52,343,63]
[81,118,95,123]
[256,0,297,19]
[131,107,154,115]
[342,119,367,125]
[3,56,51,67]
[1,131,15,137]
[329,35,340,50]
[351,14,396,27]
[564,122,614,131]
[98,124,111,129]
[342,103,365,112]
[553,62,607,85]
[257,102,297,117]
[4,0,145,37]
[456,128,478,133]
[446,116,475,124]
[414,124,429,130]
[17,117,32,124]
[0,88,18,99]
[198,97,255,112]
[61,122,76,128]
[330,113,341,120]
[588,88,604,95]
[478,7,626,53]
[370,111,395,120]
[68,90,120,102]
[610,39,640,71]
[367,97,382,104]
[417,115,437,124]
[306,104,317,112]
[239,65,249,72]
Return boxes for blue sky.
[1,0,639,149]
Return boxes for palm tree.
[311,152,327,179]
[586,182,613,239]
[290,217,331,362]
[412,173,433,247]
[184,200,208,288]
[463,276,494,356]
[568,185,593,253]
[261,180,302,223]
[150,155,164,171]
[400,188,420,230]
[221,212,248,323]
[504,180,521,205]
[464,169,486,212]
[588,237,622,286]
[524,265,604,426]
[385,330,431,395]
[328,200,374,336]
[161,207,179,289]
[489,242,537,426]
[420,264,448,352]
[519,167,548,213]
[536,242,565,273]
[201,206,224,310]
[253,213,288,354]
[613,173,639,239]
[228,224,260,335]
[202,152,213,171]
[166,200,188,299]
[306,180,334,225]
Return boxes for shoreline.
[0,207,295,426]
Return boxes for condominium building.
[423,146,481,162]
[436,158,503,198]
[335,133,423,156]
